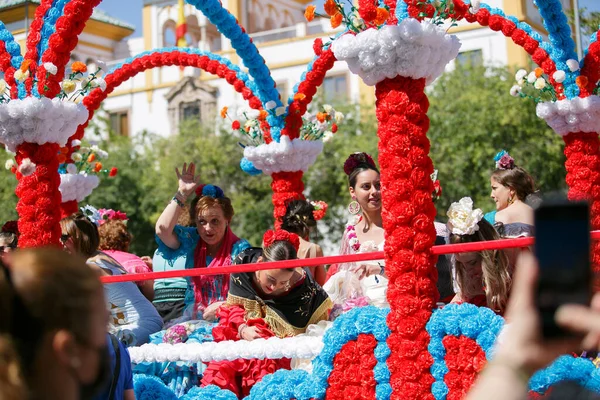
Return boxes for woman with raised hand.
[201,230,332,397]
[155,162,250,321]
[61,211,163,345]
[485,150,538,238]
[281,199,327,286]
[448,197,513,314]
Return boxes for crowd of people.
[2,149,598,400]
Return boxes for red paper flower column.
[332,19,461,398]
[272,171,306,226]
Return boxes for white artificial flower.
[275,107,286,116]
[96,60,108,72]
[446,197,484,236]
[43,62,57,75]
[510,85,522,97]
[97,150,109,159]
[71,152,83,162]
[527,71,537,84]
[18,158,36,177]
[322,131,334,142]
[351,16,365,30]
[553,70,566,83]
[66,163,78,174]
[515,69,527,82]
[71,139,82,147]
[79,147,90,153]
[4,159,14,170]
[517,78,525,86]
[265,100,277,110]
[244,120,255,129]
[534,77,546,90]
[61,79,76,93]
[567,59,580,72]
[0,79,6,94]
[323,104,333,114]
[14,69,29,83]
[470,0,481,13]
[91,145,100,153]
[335,111,344,123]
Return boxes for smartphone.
[535,199,591,339]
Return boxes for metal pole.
[573,0,584,60]
[25,1,29,39]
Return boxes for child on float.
[447,197,512,314]
[201,230,332,398]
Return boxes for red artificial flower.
[262,229,300,252]
[109,167,118,177]
[330,12,343,29]
[324,0,338,16]
[232,120,241,130]
[331,123,338,133]
[313,38,323,56]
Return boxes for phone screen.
[535,201,591,339]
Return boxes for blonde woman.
[447,197,513,314]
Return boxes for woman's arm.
[155,162,200,249]
[138,280,154,301]
[313,246,327,286]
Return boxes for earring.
[348,198,361,215]
[508,196,514,205]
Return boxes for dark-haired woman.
[324,152,387,312]
[201,230,332,398]
[155,162,250,321]
[281,199,326,285]
[485,150,536,238]
[0,221,18,266]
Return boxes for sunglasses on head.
[60,234,70,243]
[0,244,16,253]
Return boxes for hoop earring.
[347,199,361,215]
[508,196,514,205]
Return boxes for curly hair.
[98,220,132,252]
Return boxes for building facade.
[0,0,574,138]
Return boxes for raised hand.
[175,162,200,198]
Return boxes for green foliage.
[427,63,566,216]
[568,7,600,37]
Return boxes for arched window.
[163,19,177,47]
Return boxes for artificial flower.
[566,59,580,72]
[275,107,286,116]
[94,162,103,172]
[14,69,29,83]
[331,12,343,28]
[96,60,108,73]
[534,67,544,78]
[332,123,338,133]
[109,167,118,177]
[43,62,58,75]
[96,78,107,91]
[470,0,481,13]
[18,158,36,177]
[62,79,76,93]
[304,5,316,21]
[316,112,328,123]
[527,71,537,84]
[509,85,522,97]
[374,7,389,25]
[66,163,78,174]
[265,100,277,110]
[57,154,66,163]
[71,61,87,73]
[351,16,366,30]
[323,131,334,142]
[323,104,333,114]
[71,139,81,147]
[232,120,241,130]
[4,159,14,170]
[324,0,337,16]
[446,197,483,236]
[335,111,344,123]
[258,110,268,120]
[87,154,96,163]
[534,77,546,90]
[0,79,6,93]
[71,152,83,162]
[294,93,306,101]
[515,69,527,82]
[97,150,109,159]
[553,70,566,83]
[20,59,32,72]
[576,75,589,88]
[220,106,228,118]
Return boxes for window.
[109,110,129,136]
[321,75,348,103]
[456,49,483,67]
[180,101,201,121]
[276,82,288,102]
[163,20,177,47]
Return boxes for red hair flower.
[343,152,376,176]
[311,200,328,221]
[263,229,300,252]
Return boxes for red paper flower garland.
[271,171,305,228]
[325,334,378,400]
[0,41,17,97]
[443,336,487,400]
[580,31,600,95]
[15,142,62,247]
[376,76,437,400]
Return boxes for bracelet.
[238,323,247,337]
[171,196,185,208]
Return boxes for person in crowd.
[97,209,154,301]
[201,230,332,398]
[447,197,512,314]
[61,211,163,346]
[151,206,193,323]
[94,333,135,400]
[0,221,18,266]
[324,152,387,311]
[281,199,327,286]
[155,162,250,321]
[431,171,455,303]
[0,248,110,400]
[467,252,600,400]
[485,150,537,238]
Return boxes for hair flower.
[311,200,328,221]
[447,197,484,236]
[98,208,128,225]
[343,152,376,176]
[195,184,225,199]
[80,205,102,226]
[494,150,515,170]
[263,229,300,251]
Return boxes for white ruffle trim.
[0,97,89,152]
[59,173,100,202]
[536,96,600,136]
[128,335,324,363]
[331,20,461,86]
[243,135,323,175]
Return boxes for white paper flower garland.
[128,335,324,364]
[243,135,323,175]
[0,97,89,152]
[332,19,462,86]
[59,173,100,202]
[536,96,600,136]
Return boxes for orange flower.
[258,110,268,120]
[316,112,328,123]
[576,75,589,88]
[57,154,66,163]
[94,162,103,172]
[324,0,337,16]
[71,61,87,73]
[304,5,316,22]
[330,12,343,29]
[374,7,389,25]
[294,93,306,101]
[534,67,544,78]
[20,59,33,72]
[220,106,228,119]
[87,154,96,163]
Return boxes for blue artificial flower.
[240,157,262,176]
[494,150,508,162]
[202,184,224,199]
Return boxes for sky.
[98,0,600,39]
